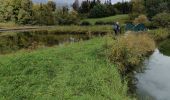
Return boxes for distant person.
[113,22,121,35]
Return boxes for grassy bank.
[0,37,130,100]
[82,15,129,25]
[159,39,170,56]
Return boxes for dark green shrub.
[80,21,91,26]
[95,21,106,25]
[88,4,110,18]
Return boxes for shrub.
[104,33,155,73]
[95,21,115,25]
[95,21,106,25]
[80,21,91,26]
[152,12,170,28]
[133,15,148,24]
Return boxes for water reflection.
[136,49,170,100]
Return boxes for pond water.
[0,30,106,54]
[136,41,170,100]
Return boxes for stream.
[136,41,170,100]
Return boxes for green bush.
[152,13,170,28]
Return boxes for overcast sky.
[33,0,130,5]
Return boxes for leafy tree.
[47,1,56,11]
[89,4,110,18]
[72,0,79,11]
[130,0,145,19]
[144,0,169,18]
[78,0,90,13]
[32,4,55,25]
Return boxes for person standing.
[113,22,121,35]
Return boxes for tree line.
[0,0,169,26]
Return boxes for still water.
[136,48,170,100]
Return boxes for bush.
[133,15,148,24]
[152,12,170,28]
[104,33,155,73]
[95,21,115,25]
[80,21,91,26]
[95,21,106,25]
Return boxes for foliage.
[80,21,91,26]
[148,28,170,41]
[159,39,170,56]
[104,33,155,73]
[113,2,132,14]
[0,37,130,100]
[133,15,148,24]
[89,4,111,18]
[57,10,80,25]
[0,0,33,24]
[130,0,145,19]
[144,0,170,18]
[32,3,55,25]
[152,12,170,28]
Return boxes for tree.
[89,4,110,18]
[72,0,79,11]
[0,0,33,24]
[79,0,90,13]
[144,0,169,18]
[47,1,56,11]
[32,3,55,25]
[130,0,145,19]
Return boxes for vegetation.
[159,39,170,56]
[82,14,129,25]
[103,33,155,74]
[152,12,170,28]
[148,28,170,41]
[0,37,130,100]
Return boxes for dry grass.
[105,33,156,73]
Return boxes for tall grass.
[148,28,170,41]
[104,33,156,73]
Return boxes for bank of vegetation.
[0,37,132,100]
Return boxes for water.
[136,49,170,100]
[0,30,106,54]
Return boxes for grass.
[0,37,130,100]
[159,39,170,56]
[148,28,170,41]
[0,22,19,28]
[82,14,129,25]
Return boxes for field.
[82,14,129,25]
[0,37,130,100]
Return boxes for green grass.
[82,14,129,25]
[159,39,170,56]
[0,37,130,100]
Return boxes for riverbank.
[0,28,167,99]
[0,37,130,100]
